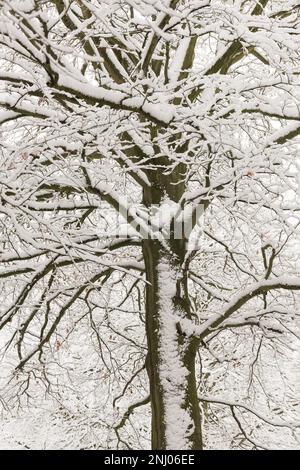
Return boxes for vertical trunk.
[143,239,202,450]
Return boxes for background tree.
[0,0,300,450]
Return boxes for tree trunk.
[143,238,203,450]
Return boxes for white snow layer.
[157,256,194,449]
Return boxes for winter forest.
[0,0,300,451]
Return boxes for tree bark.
[143,238,203,450]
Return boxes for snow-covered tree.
[1,0,300,450]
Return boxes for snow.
[0,111,18,124]
[157,256,194,449]
[267,121,300,145]
[181,276,300,340]
[56,72,175,124]
[10,0,35,13]
[0,95,66,121]
[168,37,191,84]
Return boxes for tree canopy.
[0,0,300,450]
